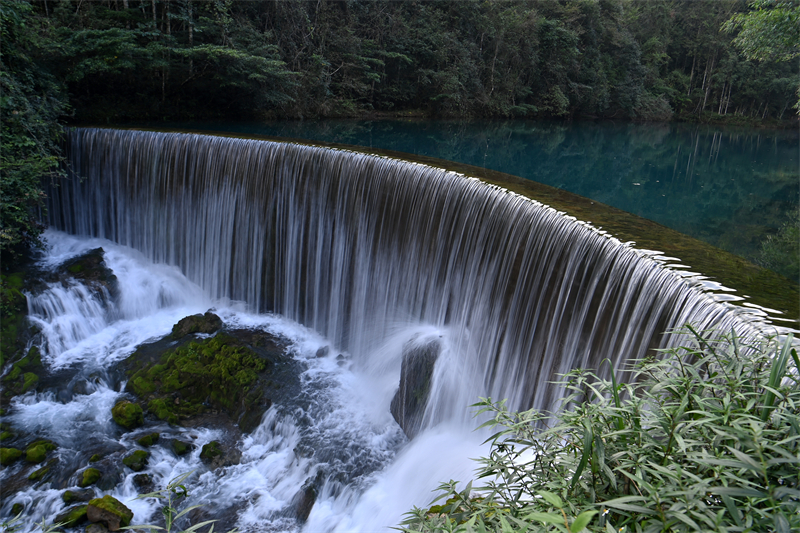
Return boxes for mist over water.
[2,128,770,530]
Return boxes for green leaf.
[569,510,598,533]
[538,491,564,509]
[523,512,564,526]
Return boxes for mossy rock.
[171,311,223,339]
[2,347,42,398]
[1,430,14,441]
[60,248,118,296]
[0,447,22,466]
[24,439,57,464]
[89,454,102,463]
[78,467,102,488]
[87,495,133,530]
[10,502,24,516]
[136,433,159,447]
[126,333,271,427]
[54,504,89,527]
[200,441,223,463]
[170,439,193,456]
[63,489,96,504]
[111,401,144,430]
[28,458,57,482]
[122,450,149,472]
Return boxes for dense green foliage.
[0,0,67,265]
[402,328,800,532]
[7,0,798,122]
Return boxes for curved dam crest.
[48,127,763,416]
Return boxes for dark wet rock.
[132,473,154,493]
[10,502,24,516]
[122,450,149,472]
[0,447,22,465]
[170,439,194,456]
[315,346,330,358]
[55,504,89,528]
[111,401,144,430]
[390,336,442,440]
[292,472,325,523]
[85,524,109,533]
[135,432,159,447]
[63,489,96,504]
[171,311,222,339]
[87,495,133,531]
[58,248,119,301]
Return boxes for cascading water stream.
[2,127,766,531]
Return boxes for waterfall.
[48,127,755,417]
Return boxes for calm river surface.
[157,119,798,280]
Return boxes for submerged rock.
[87,495,133,531]
[63,489,96,504]
[390,336,442,440]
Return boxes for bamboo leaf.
[569,510,597,533]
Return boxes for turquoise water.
[159,120,799,274]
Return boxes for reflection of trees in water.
[212,120,797,276]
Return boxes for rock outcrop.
[390,336,442,439]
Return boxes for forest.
[3,0,799,123]
[3,0,798,264]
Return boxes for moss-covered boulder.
[0,447,22,466]
[111,401,144,430]
[171,312,222,339]
[28,458,58,482]
[63,489,96,504]
[87,495,133,531]
[79,467,102,488]
[170,439,193,456]
[55,504,89,527]
[89,454,102,463]
[2,347,43,400]
[10,502,24,516]
[200,441,223,464]
[125,333,274,430]
[135,433,159,447]
[25,439,57,463]
[122,450,149,472]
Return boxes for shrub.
[401,327,799,532]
